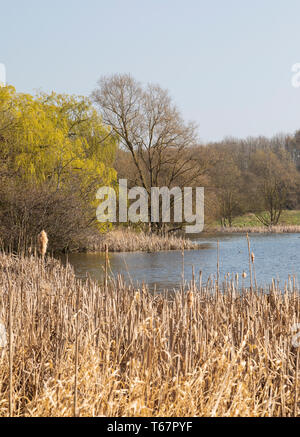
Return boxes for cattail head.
[242,271,247,279]
[187,290,194,308]
[37,230,48,258]
[156,297,164,316]
[251,252,255,263]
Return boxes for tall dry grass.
[0,252,299,417]
[218,225,300,233]
[86,229,197,252]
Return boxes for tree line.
[1,74,300,251]
[94,74,300,231]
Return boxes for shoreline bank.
[73,225,300,254]
[209,225,300,234]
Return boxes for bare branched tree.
[92,73,201,231]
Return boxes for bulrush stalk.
[5,268,13,417]
[251,252,257,290]
[246,234,253,290]
[37,230,48,259]
[104,244,108,291]
[74,284,80,417]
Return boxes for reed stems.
[0,252,299,417]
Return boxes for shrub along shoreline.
[5,224,300,255]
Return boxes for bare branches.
[92,74,199,197]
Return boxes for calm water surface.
[61,233,300,291]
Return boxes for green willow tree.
[0,86,118,250]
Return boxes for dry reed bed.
[86,229,197,252]
[0,252,299,417]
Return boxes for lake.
[60,233,300,291]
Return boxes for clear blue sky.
[1,0,300,142]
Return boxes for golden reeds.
[0,252,299,417]
[86,229,198,252]
[37,230,48,259]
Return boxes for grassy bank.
[85,229,198,252]
[0,253,299,417]
[207,210,300,233]
[233,210,300,227]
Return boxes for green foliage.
[0,86,119,250]
[0,86,118,191]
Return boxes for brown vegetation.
[0,252,299,417]
[0,180,95,253]
[85,229,197,252]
